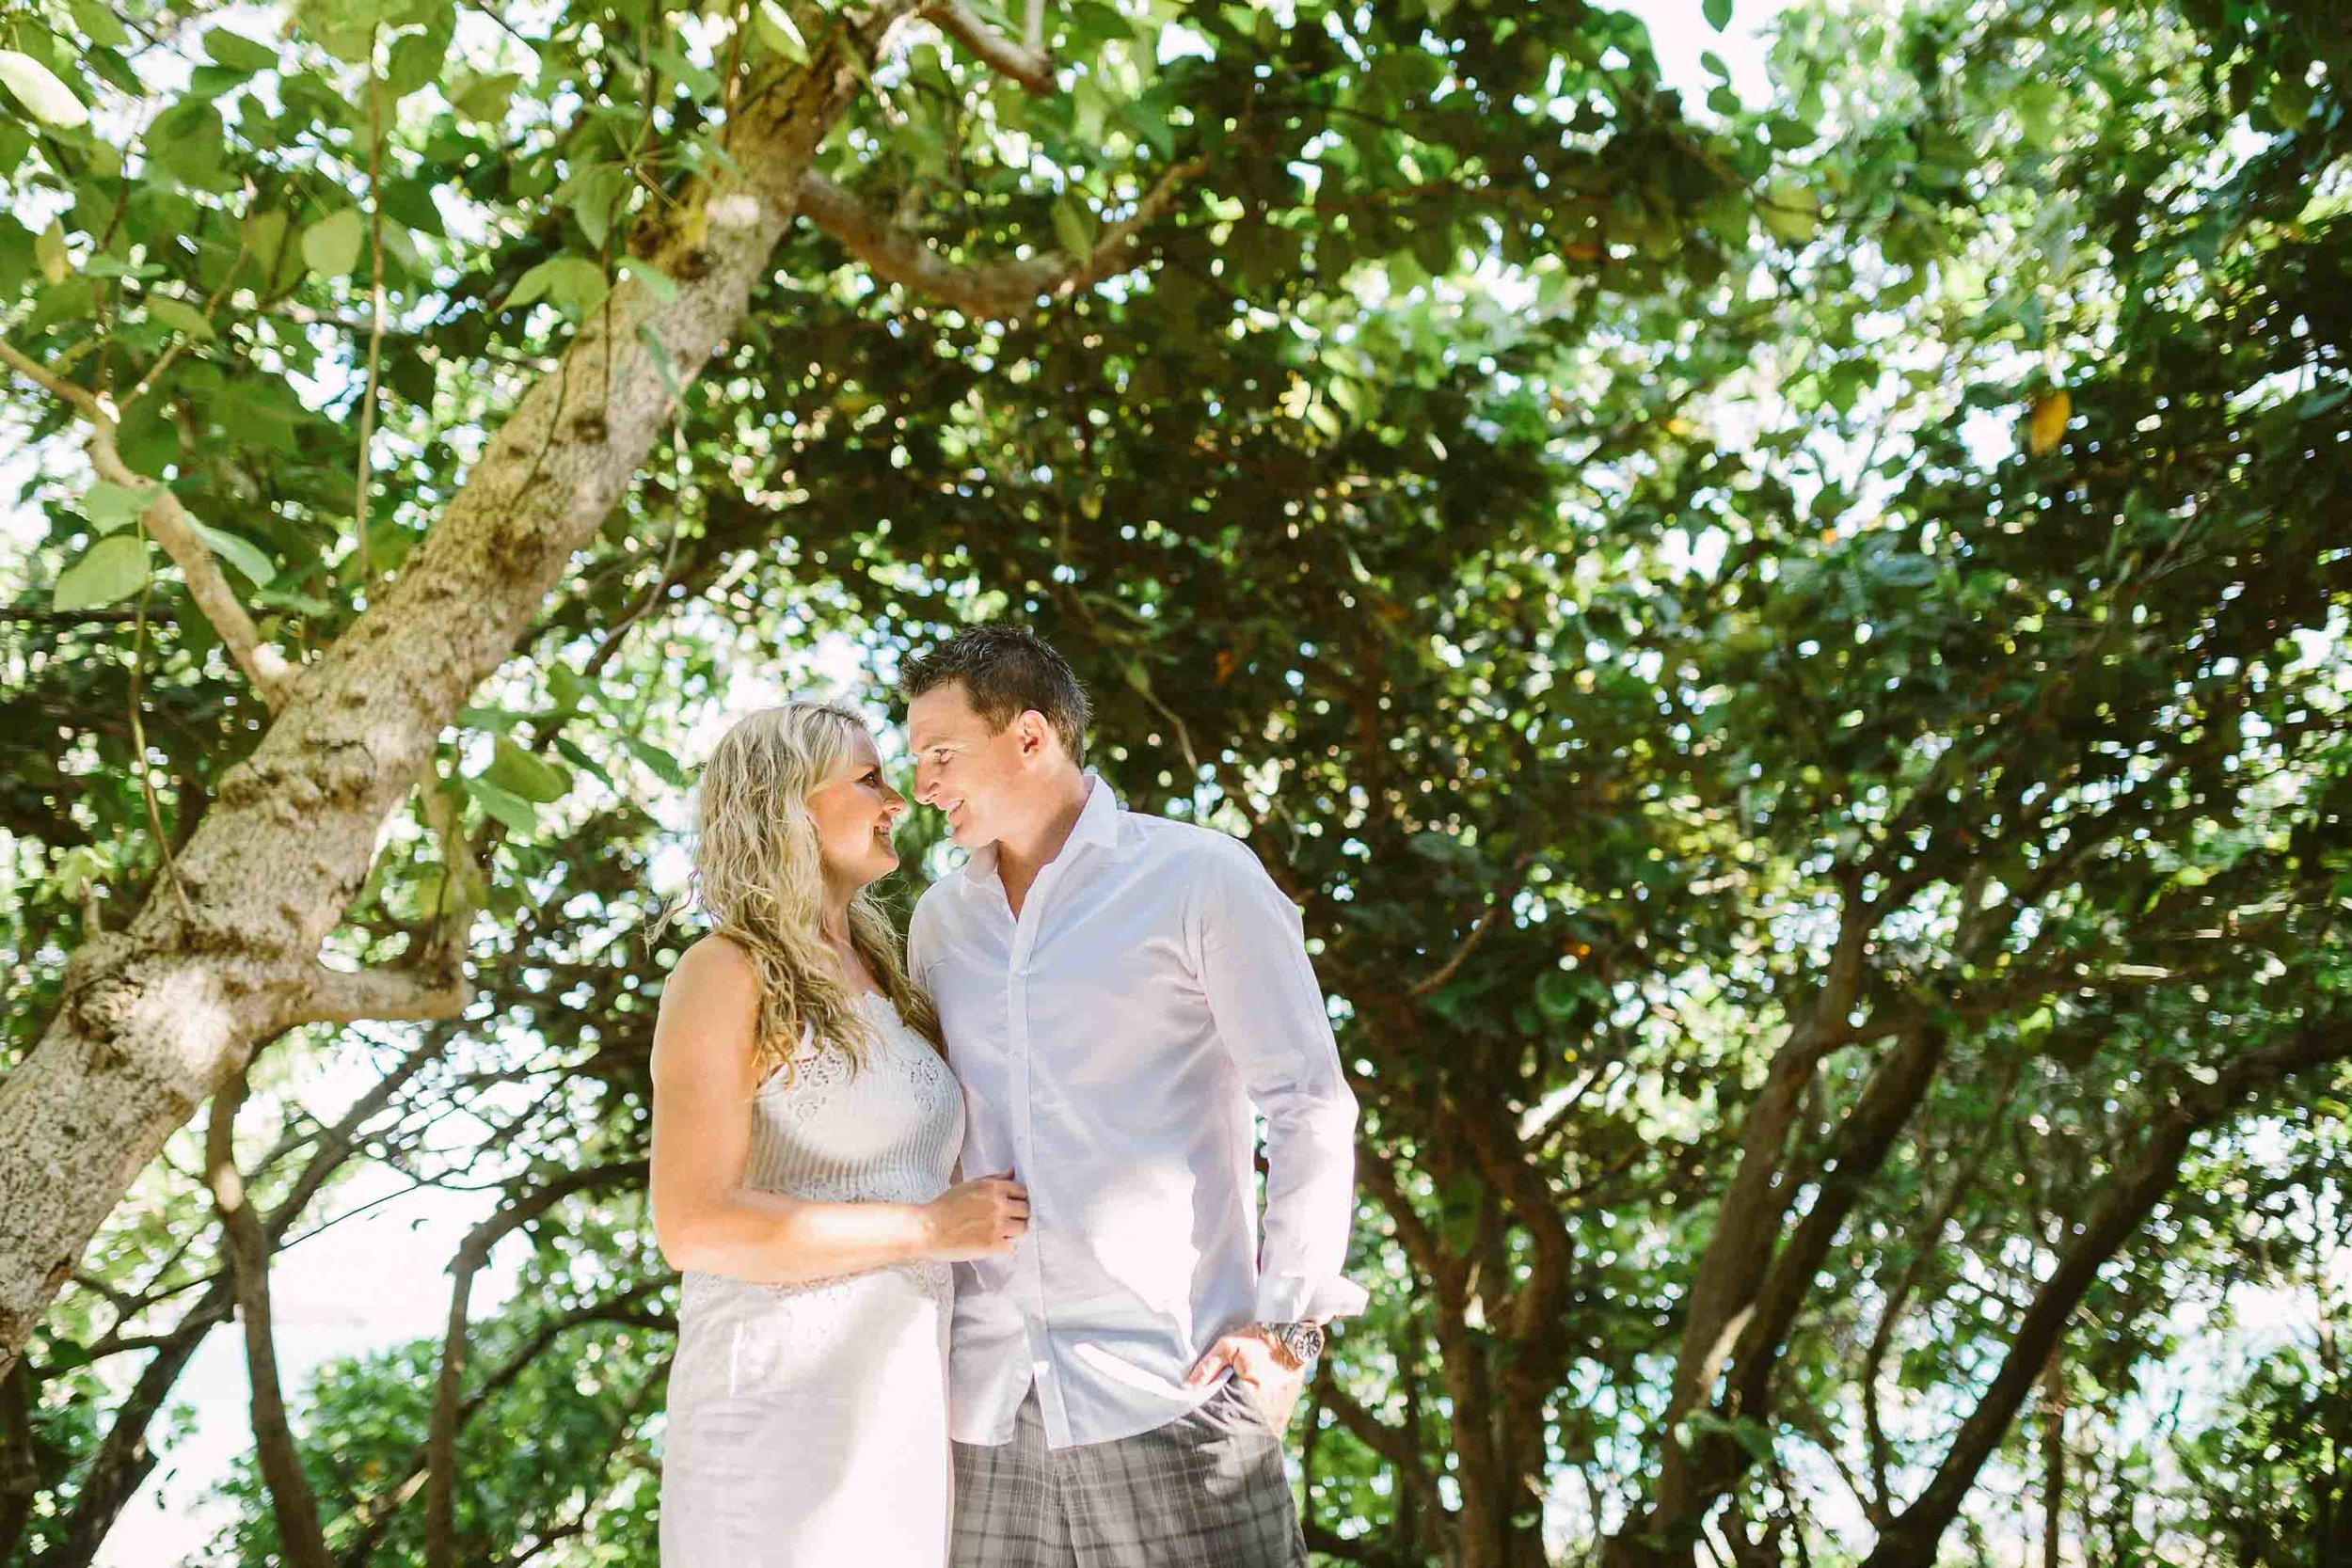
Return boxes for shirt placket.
[1003,858,1074,1448]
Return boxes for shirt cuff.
[1254,1273,1371,1323]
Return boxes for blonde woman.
[652,703,1027,1566]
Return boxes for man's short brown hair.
[901,626,1090,766]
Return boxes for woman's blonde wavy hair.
[685,702,943,1082]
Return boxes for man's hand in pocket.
[1185,1326,1305,1433]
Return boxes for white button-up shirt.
[908,774,1366,1449]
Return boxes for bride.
[651,702,1028,1564]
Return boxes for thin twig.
[355,34,389,584]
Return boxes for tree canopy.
[1,0,2346,1563]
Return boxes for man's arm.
[1183,834,1368,1425]
[1191,834,1367,1323]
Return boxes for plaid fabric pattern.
[951,1381,1307,1568]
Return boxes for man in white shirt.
[902,626,1365,1568]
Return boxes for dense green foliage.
[2,0,2347,1563]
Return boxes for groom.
[904,626,1364,1568]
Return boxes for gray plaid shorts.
[949,1381,1307,1568]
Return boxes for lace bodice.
[677,990,964,1315]
[742,990,964,1207]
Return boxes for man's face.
[908,681,1040,850]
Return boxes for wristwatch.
[1259,1321,1326,1373]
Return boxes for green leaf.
[302,209,365,278]
[1051,196,1098,259]
[71,0,131,49]
[255,586,336,615]
[145,294,215,341]
[387,32,445,99]
[1760,183,1820,244]
[484,737,572,804]
[506,255,607,316]
[640,323,682,402]
[551,736,615,790]
[203,28,279,74]
[83,481,155,533]
[1702,0,1732,30]
[52,844,111,899]
[1534,969,1582,1022]
[452,71,521,125]
[564,165,629,249]
[0,51,88,129]
[35,217,69,284]
[54,534,150,610]
[456,705,522,734]
[461,774,540,836]
[186,518,275,587]
[625,736,687,788]
[618,255,676,303]
[752,0,808,63]
[186,64,255,101]
[148,100,232,193]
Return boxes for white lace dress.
[660,991,965,1565]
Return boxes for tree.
[0,0,1754,1373]
[6,0,2347,1563]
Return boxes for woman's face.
[805,727,908,894]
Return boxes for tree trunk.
[0,6,913,1376]
[1636,906,1870,1542]
[0,1359,36,1563]
[2040,1351,2065,1568]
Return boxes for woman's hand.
[921,1173,1029,1260]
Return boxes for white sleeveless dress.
[660,991,965,1565]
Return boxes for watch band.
[1259,1320,1326,1370]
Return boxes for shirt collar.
[1071,768,1123,850]
[959,769,1120,888]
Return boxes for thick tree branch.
[51,1030,448,1562]
[94,437,294,707]
[796,154,1206,320]
[923,0,1053,89]
[53,1283,229,1564]
[1862,1057,2022,1524]
[0,335,103,418]
[1656,1025,1951,1532]
[275,963,470,1030]
[1318,1375,1427,1480]
[1640,893,1873,1532]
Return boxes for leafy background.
[1,0,2346,1562]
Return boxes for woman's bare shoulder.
[669,931,759,990]
[653,935,763,1073]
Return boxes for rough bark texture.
[0,6,914,1378]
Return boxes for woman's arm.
[650,937,1025,1285]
